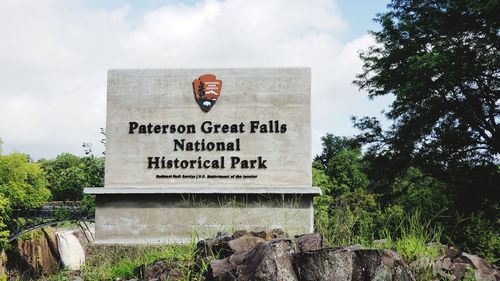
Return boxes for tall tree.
[353,0,499,214]
[40,153,104,201]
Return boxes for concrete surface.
[85,186,321,195]
[105,68,311,188]
[94,194,314,244]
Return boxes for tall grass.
[376,209,443,263]
[44,239,209,281]
[316,206,443,263]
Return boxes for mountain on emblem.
[193,74,222,112]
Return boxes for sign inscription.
[128,120,287,170]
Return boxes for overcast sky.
[0,0,392,160]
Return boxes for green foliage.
[353,0,500,217]
[0,153,51,248]
[40,153,104,201]
[315,134,360,168]
[313,132,499,264]
[453,211,500,264]
[0,195,10,248]
[354,0,499,164]
[390,167,452,224]
[313,136,377,246]
[377,210,442,264]
[327,149,369,193]
[0,153,50,209]
[348,0,499,264]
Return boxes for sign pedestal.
[85,187,320,243]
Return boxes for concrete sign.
[86,68,319,243]
[105,69,311,188]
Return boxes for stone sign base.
[85,187,320,244]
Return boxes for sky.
[0,0,392,160]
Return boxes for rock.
[411,246,500,281]
[296,233,328,252]
[294,249,415,281]
[461,253,497,281]
[373,239,388,245]
[232,230,248,239]
[143,260,169,280]
[71,276,84,281]
[250,228,288,241]
[293,248,361,281]
[196,231,234,260]
[270,229,288,239]
[209,238,299,281]
[344,244,362,251]
[204,229,416,281]
[134,259,178,281]
[249,227,268,239]
[6,227,60,276]
[228,235,265,252]
[356,249,415,281]
[202,230,418,281]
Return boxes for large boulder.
[294,248,414,281]
[203,230,415,281]
[210,238,299,281]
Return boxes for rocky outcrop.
[199,230,414,281]
[410,245,500,281]
[6,228,60,276]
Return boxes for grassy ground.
[44,242,208,281]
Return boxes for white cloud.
[0,0,389,160]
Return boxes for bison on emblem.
[193,74,222,112]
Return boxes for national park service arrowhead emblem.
[193,74,222,112]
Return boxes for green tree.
[355,0,499,163]
[0,153,50,209]
[0,194,9,248]
[353,0,499,260]
[354,0,499,211]
[315,134,360,168]
[313,135,377,246]
[40,153,104,201]
[0,153,51,246]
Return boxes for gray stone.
[228,235,265,252]
[411,246,500,281]
[209,239,299,281]
[293,248,361,281]
[294,249,415,281]
[231,230,248,239]
[206,232,416,281]
[295,233,328,252]
[373,238,388,245]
